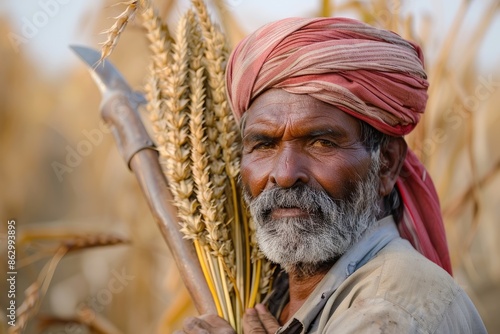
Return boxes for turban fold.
[226,17,452,275]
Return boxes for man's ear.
[378,137,407,197]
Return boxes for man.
[177,17,486,333]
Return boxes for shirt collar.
[278,215,400,333]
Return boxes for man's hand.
[174,304,279,334]
[174,314,235,334]
[243,304,280,334]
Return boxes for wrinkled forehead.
[240,88,362,139]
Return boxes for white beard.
[245,152,381,277]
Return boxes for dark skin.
[175,89,407,333]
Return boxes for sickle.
[71,45,216,314]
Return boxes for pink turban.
[226,17,452,275]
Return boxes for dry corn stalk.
[99,0,275,331]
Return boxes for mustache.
[245,185,339,222]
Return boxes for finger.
[243,308,267,334]
[198,314,236,334]
[255,304,280,333]
[182,316,209,334]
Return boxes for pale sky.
[2,0,499,79]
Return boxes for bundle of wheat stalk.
[98,0,274,331]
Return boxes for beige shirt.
[275,216,487,334]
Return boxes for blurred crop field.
[1,0,499,333]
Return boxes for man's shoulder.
[337,237,459,307]
[361,238,460,310]
[371,237,458,292]
[326,238,485,333]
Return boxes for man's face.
[241,88,381,275]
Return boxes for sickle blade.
[70,45,133,96]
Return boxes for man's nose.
[269,148,309,188]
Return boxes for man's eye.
[254,141,275,150]
[311,139,336,147]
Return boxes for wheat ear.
[99,0,141,63]
[143,3,203,238]
[63,235,130,252]
[143,3,194,224]
[190,0,240,180]
[141,2,174,80]
[142,2,173,147]
[162,10,204,239]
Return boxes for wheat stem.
[241,198,252,307]
[206,248,228,320]
[8,283,40,334]
[217,256,236,328]
[9,246,67,334]
[248,259,262,308]
[194,239,223,316]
